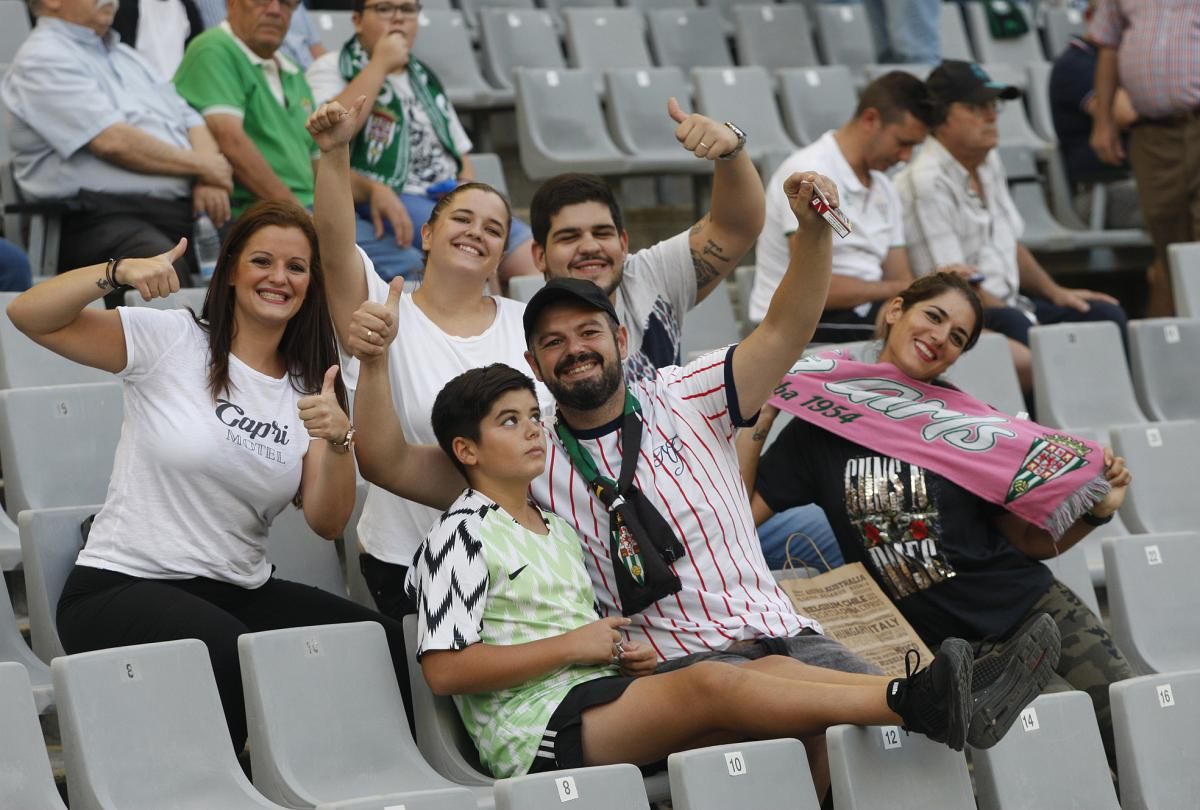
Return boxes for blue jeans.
[983,297,1129,351]
[0,238,32,291]
[862,0,941,64]
[756,505,845,572]
[355,193,534,282]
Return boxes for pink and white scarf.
[768,353,1110,539]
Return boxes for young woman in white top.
[7,201,411,751]
[308,97,553,620]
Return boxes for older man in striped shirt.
[1090,0,1200,316]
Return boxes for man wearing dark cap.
[351,171,894,681]
[898,60,1126,358]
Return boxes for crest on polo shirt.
[364,110,398,167]
[1005,433,1091,503]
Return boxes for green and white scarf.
[337,35,461,189]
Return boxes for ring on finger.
[698,141,709,149]
[366,329,375,340]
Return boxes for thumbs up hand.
[346,278,404,363]
[298,365,351,445]
[118,237,187,302]
[667,96,738,160]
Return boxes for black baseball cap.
[523,278,619,342]
[926,60,1022,106]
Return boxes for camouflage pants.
[1029,579,1134,767]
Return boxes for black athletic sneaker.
[966,612,1062,749]
[885,638,973,751]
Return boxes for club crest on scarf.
[364,109,398,167]
[1005,434,1091,504]
[613,514,646,585]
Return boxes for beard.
[546,350,623,411]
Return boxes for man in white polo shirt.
[752,72,939,343]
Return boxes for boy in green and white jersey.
[406,363,1058,787]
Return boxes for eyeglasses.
[250,0,300,9]
[363,2,422,18]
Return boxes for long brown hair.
[194,201,348,411]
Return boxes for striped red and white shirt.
[1089,0,1200,119]
[530,346,820,661]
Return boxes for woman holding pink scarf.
[742,272,1134,764]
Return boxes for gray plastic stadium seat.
[647,8,733,71]
[734,264,754,327]
[681,282,740,361]
[826,723,975,810]
[1043,544,1100,617]
[941,331,1024,416]
[413,11,501,108]
[1042,6,1085,58]
[543,0,615,15]
[514,68,630,178]
[605,67,712,173]
[0,293,110,388]
[938,2,973,61]
[18,507,94,665]
[624,0,698,11]
[54,639,290,810]
[813,4,876,71]
[777,66,856,146]
[0,513,19,571]
[971,691,1119,810]
[470,153,510,196]
[563,8,652,70]
[1104,532,1200,675]
[402,615,496,787]
[0,569,52,713]
[666,738,820,810]
[339,483,374,609]
[1110,669,1200,810]
[479,8,563,97]
[985,64,1054,157]
[692,66,796,163]
[0,1,32,63]
[239,622,486,809]
[733,5,818,71]
[0,662,67,808]
[506,274,545,304]
[314,10,357,51]
[963,2,1045,64]
[1023,61,1059,143]
[1109,421,1200,535]
[1029,322,1146,430]
[123,287,209,311]
[864,63,931,82]
[0,382,123,521]
[495,764,650,809]
[1061,427,1128,589]
[266,502,348,596]
[1129,318,1200,421]
[1168,242,1200,317]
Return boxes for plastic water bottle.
[194,215,221,281]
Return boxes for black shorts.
[527,675,636,774]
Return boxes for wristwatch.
[329,426,356,454]
[1081,510,1113,527]
[719,122,747,160]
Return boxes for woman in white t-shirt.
[7,201,412,752]
[309,98,553,621]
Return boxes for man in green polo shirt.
[174,0,317,217]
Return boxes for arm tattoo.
[691,237,731,290]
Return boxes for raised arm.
[309,97,374,344]
[668,98,765,303]
[348,281,465,510]
[5,240,187,373]
[995,447,1131,559]
[297,365,357,539]
[730,172,835,420]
